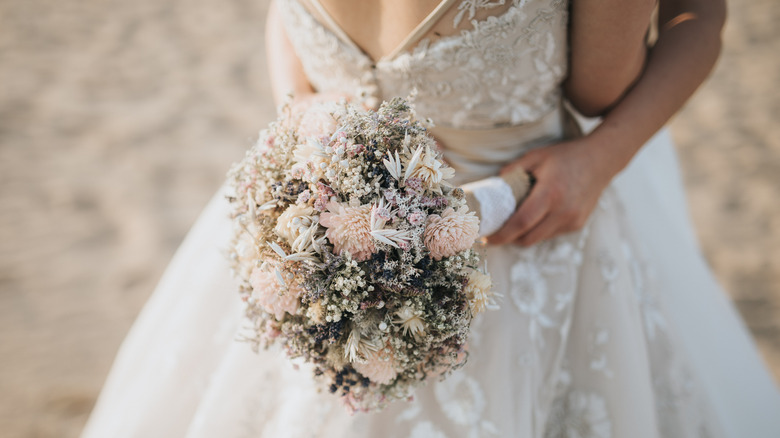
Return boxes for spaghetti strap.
[305,0,461,63]
[382,0,461,61]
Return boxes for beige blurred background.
[0,0,778,437]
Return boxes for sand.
[0,0,777,437]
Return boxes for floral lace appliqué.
[544,390,612,438]
[280,0,568,129]
[433,371,500,437]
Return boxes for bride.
[81,0,780,437]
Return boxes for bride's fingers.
[513,213,561,247]
[502,149,544,178]
[486,185,550,245]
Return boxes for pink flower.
[353,350,397,385]
[319,201,376,261]
[297,189,312,204]
[262,320,282,340]
[407,211,426,226]
[249,267,302,320]
[424,206,480,260]
[297,107,339,139]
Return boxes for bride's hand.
[485,137,618,247]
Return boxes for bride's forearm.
[266,1,315,106]
[586,0,726,179]
[565,0,657,117]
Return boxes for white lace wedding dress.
[81,0,780,437]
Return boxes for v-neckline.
[307,0,461,64]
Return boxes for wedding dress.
[81,0,780,437]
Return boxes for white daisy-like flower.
[274,204,325,256]
[292,137,329,176]
[404,144,455,192]
[274,204,313,241]
[393,306,426,340]
[344,327,382,363]
[464,269,494,315]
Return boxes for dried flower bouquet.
[227,98,494,412]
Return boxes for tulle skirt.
[81,126,780,438]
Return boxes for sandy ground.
[0,0,778,437]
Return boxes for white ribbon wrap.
[461,177,519,237]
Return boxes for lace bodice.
[278,0,569,129]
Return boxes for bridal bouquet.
[226,98,494,412]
